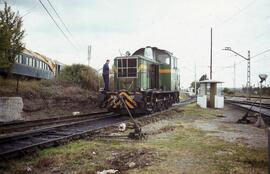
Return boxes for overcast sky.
[1,0,270,88]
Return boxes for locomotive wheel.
[168,99,173,107]
[160,101,165,111]
[165,100,169,109]
[156,102,161,112]
[153,102,158,112]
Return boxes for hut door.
[209,83,217,108]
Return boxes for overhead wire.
[251,48,270,58]
[45,0,83,49]
[22,4,37,17]
[214,48,270,73]
[222,0,257,24]
[38,0,80,55]
[188,0,258,78]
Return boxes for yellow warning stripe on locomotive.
[124,99,135,109]
[119,91,137,107]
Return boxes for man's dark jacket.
[103,63,109,75]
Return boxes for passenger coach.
[0,48,64,79]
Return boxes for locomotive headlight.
[259,74,267,83]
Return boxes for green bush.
[57,64,102,91]
[223,87,235,95]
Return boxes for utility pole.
[233,61,236,93]
[223,47,251,100]
[194,62,197,95]
[87,45,91,67]
[210,28,213,80]
[247,50,251,100]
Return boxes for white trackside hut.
[197,80,224,109]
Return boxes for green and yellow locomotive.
[99,46,180,114]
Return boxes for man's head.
[106,59,110,64]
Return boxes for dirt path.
[191,106,267,148]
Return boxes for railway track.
[0,111,111,135]
[0,112,123,159]
[0,99,195,160]
[174,97,196,106]
[225,99,270,115]
[225,99,270,124]
[227,95,270,100]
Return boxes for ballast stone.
[0,97,24,122]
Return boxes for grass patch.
[182,103,223,119]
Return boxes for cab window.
[157,54,171,65]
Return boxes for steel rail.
[0,113,123,159]
[226,100,270,110]
[225,100,270,117]
[0,111,110,134]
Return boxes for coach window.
[34,59,37,68]
[15,55,19,63]
[17,55,20,63]
[36,60,40,69]
[25,57,29,65]
[22,56,26,64]
[19,55,23,64]
[30,58,33,67]
[31,58,35,67]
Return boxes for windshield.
[156,53,171,65]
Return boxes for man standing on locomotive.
[102,59,110,91]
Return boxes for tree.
[199,74,208,81]
[223,87,234,95]
[190,81,199,92]
[0,2,25,72]
[57,64,101,91]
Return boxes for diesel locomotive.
[99,46,180,115]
